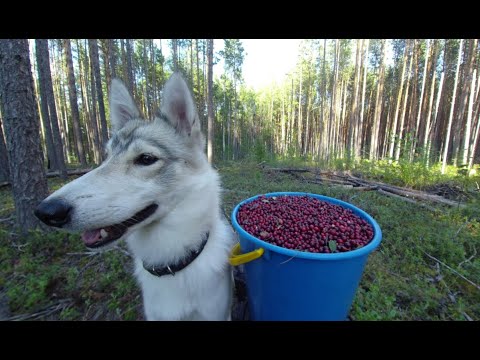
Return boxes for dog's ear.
[109,78,141,132]
[159,72,200,137]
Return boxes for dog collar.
[142,232,209,277]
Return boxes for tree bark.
[64,39,87,167]
[88,40,101,164]
[369,40,386,160]
[172,39,178,72]
[394,40,415,161]
[462,68,476,166]
[388,40,409,161]
[108,39,117,79]
[207,39,214,164]
[328,40,339,162]
[319,39,327,162]
[88,39,109,150]
[347,39,363,161]
[452,39,477,166]
[411,40,430,160]
[441,39,464,174]
[125,39,135,97]
[0,115,9,182]
[35,40,57,171]
[359,39,369,158]
[45,41,67,178]
[142,40,151,119]
[0,39,49,232]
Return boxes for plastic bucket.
[230,192,382,321]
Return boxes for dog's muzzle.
[35,199,72,227]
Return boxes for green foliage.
[0,178,141,320]
[1,160,479,320]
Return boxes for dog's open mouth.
[81,204,158,248]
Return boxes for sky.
[159,39,303,91]
[240,39,302,91]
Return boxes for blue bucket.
[230,192,382,321]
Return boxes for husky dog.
[35,73,235,320]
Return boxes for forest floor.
[0,160,479,321]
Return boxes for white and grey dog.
[35,73,235,320]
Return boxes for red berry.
[237,195,374,254]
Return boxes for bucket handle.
[229,243,264,266]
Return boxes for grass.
[0,160,479,320]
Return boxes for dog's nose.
[34,199,72,227]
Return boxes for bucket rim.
[231,192,382,261]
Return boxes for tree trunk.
[76,40,94,162]
[121,39,128,83]
[358,39,369,158]
[88,39,101,163]
[172,39,178,72]
[143,40,151,119]
[441,39,464,174]
[35,40,57,171]
[88,39,109,150]
[64,39,87,167]
[0,115,10,182]
[462,68,476,166]
[206,39,214,164]
[45,41,68,178]
[394,40,415,162]
[347,39,363,162]
[468,110,480,170]
[151,39,157,106]
[452,39,477,166]
[388,40,410,161]
[319,39,327,162]
[108,39,117,79]
[196,39,201,109]
[411,40,430,160]
[328,40,339,162]
[125,39,135,97]
[370,40,386,160]
[298,64,303,153]
[422,41,438,156]
[0,39,49,232]
[99,40,112,92]
[426,71,445,168]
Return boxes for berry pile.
[236,195,374,253]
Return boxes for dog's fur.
[36,73,235,320]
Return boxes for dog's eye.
[135,154,159,166]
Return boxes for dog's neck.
[142,231,209,277]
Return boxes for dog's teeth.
[100,229,108,238]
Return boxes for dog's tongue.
[82,229,102,245]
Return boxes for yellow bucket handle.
[229,243,264,266]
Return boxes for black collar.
[142,232,209,277]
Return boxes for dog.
[35,73,235,320]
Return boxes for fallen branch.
[0,168,93,188]
[458,246,477,268]
[46,168,92,178]
[377,189,439,212]
[346,175,465,208]
[423,251,480,291]
[314,177,356,186]
[264,167,313,173]
[261,166,466,208]
[66,251,100,257]
[352,186,379,191]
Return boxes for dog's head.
[35,73,209,248]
